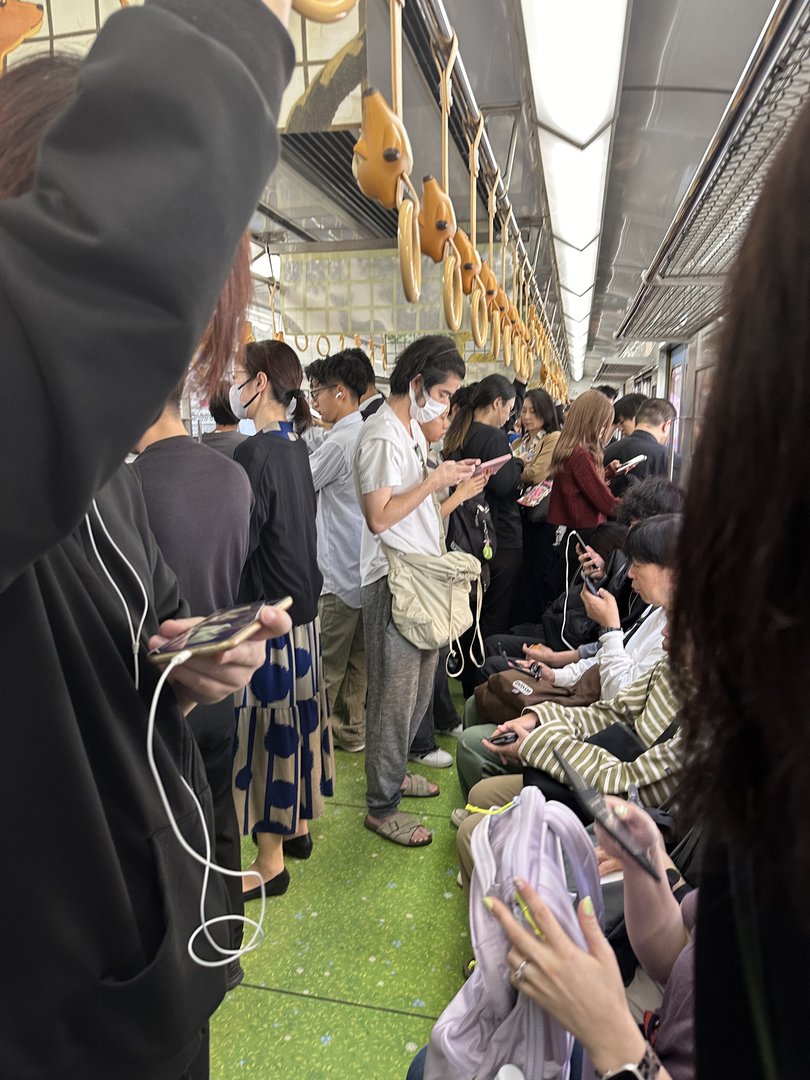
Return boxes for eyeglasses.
[307,385,337,402]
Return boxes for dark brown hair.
[245,339,311,435]
[670,98,810,893]
[0,53,249,397]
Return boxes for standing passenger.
[133,379,253,985]
[605,397,676,496]
[202,382,247,458]
[231,340,333,896]
[443,374,525,695]
[354,336,476,846]
[305,350,369,754]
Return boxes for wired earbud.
[85,500,268,968]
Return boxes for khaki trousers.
[456,773,524,896]
[318,593,367,748]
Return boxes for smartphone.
[615,453,647,475]
[582,575,601,596]
[552,749,660,880]
[489,731,519,746]
[506,658,541,680]
[148,598,293,665]
[472,454,512,478]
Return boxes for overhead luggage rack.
[615,0,810,342]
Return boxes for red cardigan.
[547,444,620,527]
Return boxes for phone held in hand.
[582,575,601,596]
[148,598,293,665]
[472,454,512,479]
[615,453,647,474]
[552,749,660,880]
[489,731,519,746]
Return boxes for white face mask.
[229,378,259,421]
[409,380,447,424]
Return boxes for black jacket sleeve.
[0,0,294,593]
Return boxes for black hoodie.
[0,2,294,1076]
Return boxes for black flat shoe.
[283,834,313,860]
[242,867,290,902]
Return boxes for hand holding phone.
[582,575,601,596]
[552,750,660,880]
[614,453,647,475]
[148,598,293,665]
[489,731,519,746]
[472,454,512,479]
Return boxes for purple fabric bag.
[425,787,603,1080]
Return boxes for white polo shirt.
[353,403,443,587]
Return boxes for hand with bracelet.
[487,879,670,1079]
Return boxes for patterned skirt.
[233,618,334,836]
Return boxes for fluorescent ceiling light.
[521,0,629,147]
[555,237,600,297]
[561,287,594,323]
[538,129,611,252]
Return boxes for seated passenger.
[477,477,685,681]
[455,645,680,833]
[471,514,680,727]
[605,398,677,497]
[409,799,693,1079]
[485,802,693,1080]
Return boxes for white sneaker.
[408,746,453,768]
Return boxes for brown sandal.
[400,772,440,798]
[364,811,433,847]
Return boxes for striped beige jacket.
[520,658,681,806]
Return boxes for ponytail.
[443,403,475,456]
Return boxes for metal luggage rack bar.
[615,0,810,342]
[407,0,570,373]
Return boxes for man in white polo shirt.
[306,350,370,753]
[353,336,477,847]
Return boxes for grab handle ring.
[442,241,464,333]
[316,334,331,357]
[470,279,489,349]
[295,334,309,352]
[292,0,357,22]
[398,175,422,303]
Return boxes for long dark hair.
[245,339,311,435]
[670,98,810,897]
[0,54,249,398]
[443,373,515,455]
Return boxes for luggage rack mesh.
[616,1,810,341]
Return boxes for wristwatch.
[601,1043,661,1079]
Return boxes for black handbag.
[517,479,552,526]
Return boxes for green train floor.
[212,686,470,1080]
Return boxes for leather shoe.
[242,867,290,902]
[283,834,313,860]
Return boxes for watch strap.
[601,1041,661,1079]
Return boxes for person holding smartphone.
[443,374,525,694]
[0,2,295,1077]
[485,798,695,1080]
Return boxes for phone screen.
[148,599,291,665]
[552,750,660,880]
[472,454,512,478]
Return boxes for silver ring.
[513,959,529,982]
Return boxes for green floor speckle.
[212,697,469,1080]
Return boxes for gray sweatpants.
[362,576,439,817]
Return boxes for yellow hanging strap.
[435,32,459,196]
[488,168,500,269]
[468,114,484,244]
[390,0,405,119]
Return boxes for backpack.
[446,496,496,593]
[424,786,603,1080]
